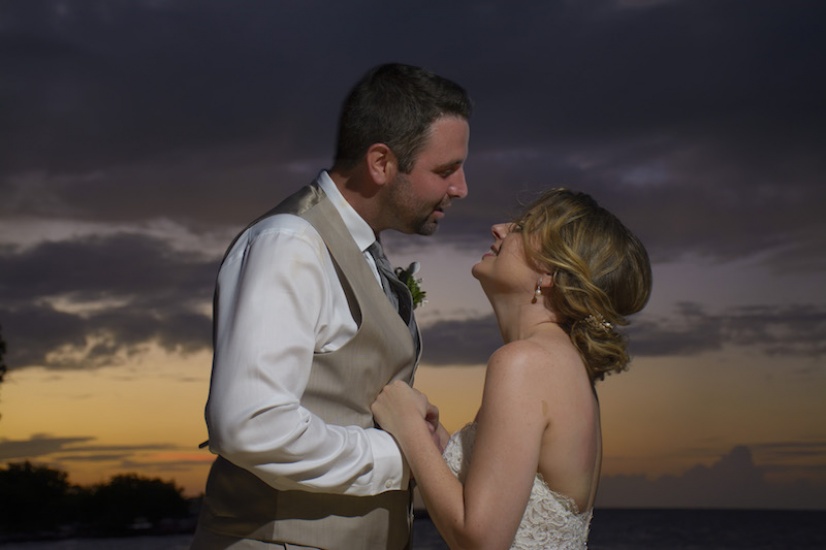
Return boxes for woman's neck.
[488,294,563,344]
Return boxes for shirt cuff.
[362,428,410,493]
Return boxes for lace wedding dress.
[442,423,592,549]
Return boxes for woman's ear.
[541,272,555,290]
[366,143,397,185]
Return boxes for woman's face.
[472,222,539,296]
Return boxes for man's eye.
[512,223,524,232]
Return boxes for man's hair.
[334,63,472,173]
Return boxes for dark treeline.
[0,461,198,540]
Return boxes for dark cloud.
[2,0,825,371]
[0,434,185,461]
[755,440,826,465]
[0,435,204,477]
[421,301,826,366]
[420,315,501,366]
[597,443,826,509]
[0,434,95,460]
[0,232,216,369]
[628,302,826,359]
[1,0,825,272]
[2,221,823,372]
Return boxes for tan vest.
[197,184,419,549]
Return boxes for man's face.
[385,116,470,235]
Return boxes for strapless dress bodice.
[443,423,592,549]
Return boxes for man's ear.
[366,143,397,185]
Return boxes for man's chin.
[416,220,439,236]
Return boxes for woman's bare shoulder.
[489,334,580,373]
[486,340,547,377]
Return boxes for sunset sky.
[1,0,825,510]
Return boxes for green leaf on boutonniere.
[395,262,427,309]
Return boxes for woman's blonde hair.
[516,188,652,381]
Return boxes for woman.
[372,188,652,549]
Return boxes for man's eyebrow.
[434,159,463,171]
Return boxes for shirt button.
[385,480,393,489]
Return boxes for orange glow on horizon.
[2,346,825,504]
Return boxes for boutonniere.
[395,262,427,309]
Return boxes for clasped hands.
[372,380,446,453]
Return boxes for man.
[191,63,472,549]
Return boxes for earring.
[531,277,543,304]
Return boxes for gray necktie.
[368,240,419,351]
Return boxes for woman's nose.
[491,223,508,239]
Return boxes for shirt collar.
[317,170,376,253]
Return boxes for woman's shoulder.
[487,339,547,373]
[486,336,590,405]
[490,332,580,372]
[485,343,559,391]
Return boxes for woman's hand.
[372,381,444,450]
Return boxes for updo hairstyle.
[516,188,652,381]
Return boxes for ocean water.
[412,508,826,549]
[586,508,826,550]
[2,509,824,549]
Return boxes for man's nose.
[448,169,468,199]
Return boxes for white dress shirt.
[205,171,408,495]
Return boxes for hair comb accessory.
[585,314,613,332]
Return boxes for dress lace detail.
[442,423,592,549]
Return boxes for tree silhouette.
[0,461,74,533]
[87,473,190,534]
[0,462,192,537]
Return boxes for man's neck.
[328,166,382,235]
